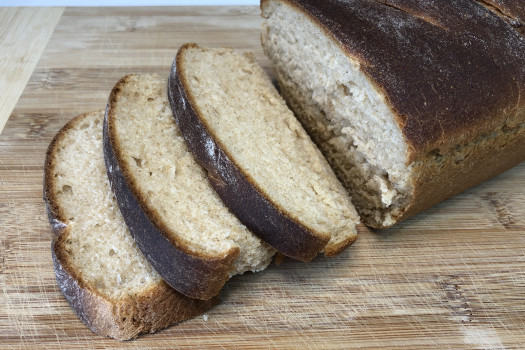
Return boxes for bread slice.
[104,74,275,300]
[261,0,525,228]
[43,111,216,341]
[168,44,359,262]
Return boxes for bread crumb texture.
[51,112,161,299]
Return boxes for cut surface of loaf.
[104,74,275,300]
[261,0,525,228]
[43,111,216,341]
[169,44,359,262]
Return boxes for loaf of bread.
[261,0,525,228]
[104,74,275,300]
[169,44,359,262]
[43,111,216,340]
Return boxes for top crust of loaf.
[169,44,358,262]
[262,0,525,162]
[44,112,216,340]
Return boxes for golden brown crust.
[169,43,331,262]
[44,112,217,340]
[104,76,239,300]
[322,233,357,257]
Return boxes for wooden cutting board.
[1,6,525,349]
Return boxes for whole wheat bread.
[43,111,216,340]
[261,0,525,228]
[169,44,359,262]
[104,74,275,300]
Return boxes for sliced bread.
[43,111,216,340]
[168,44,359,262]
[261,0,525,228]
[104,74,275,300]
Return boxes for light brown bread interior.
[177,46,359,254]
[108,74,275,276]
[44,111,215,340]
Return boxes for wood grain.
[0,7,64,135]
[1,6,525,349]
